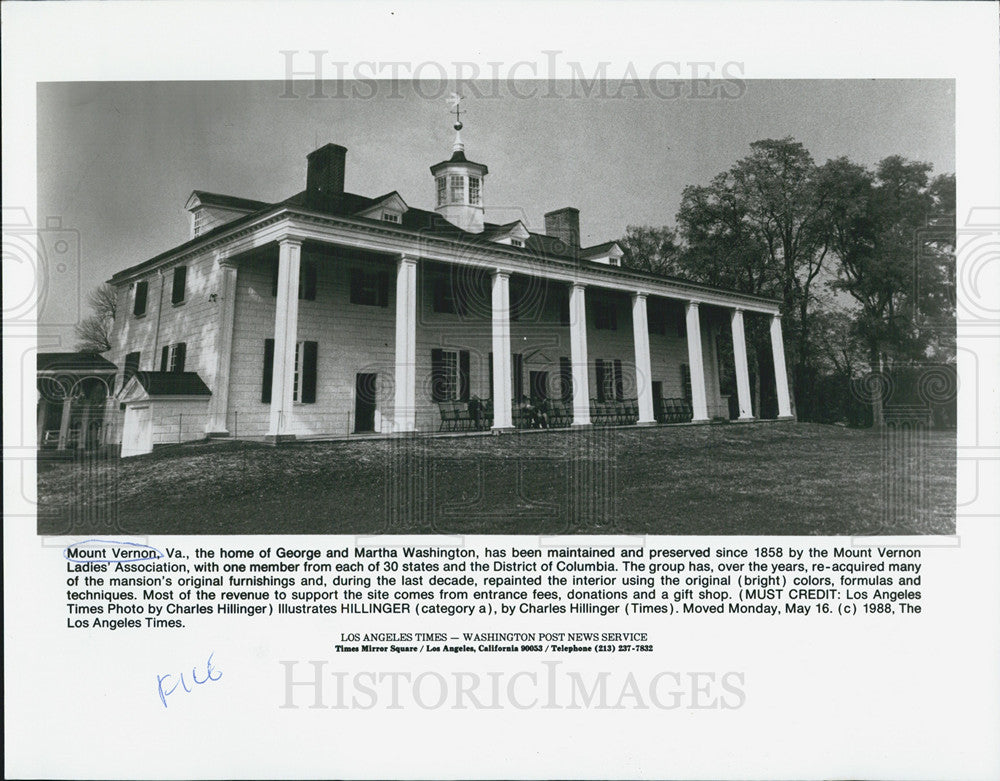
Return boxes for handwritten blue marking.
[63,538,164,564]
[157,652,222,708]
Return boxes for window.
[350,268,389,307]
[171,266,187,305]
[595,359,623,402]
[469,176,481,205]
[594,300,617,330]
[647,300,668,336]
[159,343,186,373]
[510,238,523,248]
[133,281,148,317]
[192,210,210,236]
[431,349,470,402]
[270,258,317,300]
[261,339,317,404]
[436,176,447,206]
[123,351,141,380]
[382,211,400,223]
[432,277,465,315]
[449,174,464,204]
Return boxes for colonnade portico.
[263,232,793,439]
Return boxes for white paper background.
[4,2,999,779]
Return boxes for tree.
[74,283,117,354]
[619,225,680,275]
[823,156,955,425]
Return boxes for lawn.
[37,421,956,536]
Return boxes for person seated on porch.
[534,398,551,429]
[468,396,485,430]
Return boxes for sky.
[37,79,954,348]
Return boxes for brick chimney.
[544,207,580,249]
[306,144,347,202]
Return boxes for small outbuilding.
[118,371,212,457]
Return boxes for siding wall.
[106,251,221,442]
[224,257,724,437]
[107,247,727,442]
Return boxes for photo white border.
[4,2,999,779]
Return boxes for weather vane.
[447,92,464,130]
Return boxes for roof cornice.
[109,203,782,313]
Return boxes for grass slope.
[37,422,956,536]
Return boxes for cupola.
[430,94,488,233]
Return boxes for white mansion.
[104,126,792,456]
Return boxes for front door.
[354,373,377,433]
[652,381,664,423]
[530,371,549,405]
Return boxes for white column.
[77,402,91,450]
[569,283,591,426]
[393,255,418,432]
[631,292,655,424]
[206,255,239,435]
[267,238,302,439]
[57,393,73,450]
[730,308,754,420]
[491,270,514,429]
[37,396,48,448]
[685,302,709,422]
[770,313,793,418]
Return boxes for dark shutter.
[681,363,692,404]
[301,261,317,301]
[676,308,687,338]
[124,352,140,379]
[431,349,445,402]
[261,339,275,403]
[350,269,363,304]
[614,359,623,401]
[171,266,187,304]
[134,281,148,316]
[459,350,470,402]
[174,343,187,373]
[378,270,390,307]
[433,279,447,313]
[512,353,524,403]
[488,352,494,399]
[301,341,318,403]
[560,357,573,402]
[160,346,169,372]
[560,293,570,326]
[271,258,280,297]
[595,359,606,402]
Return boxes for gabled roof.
[185,190,270,213]
[121,371,212,399]
[581,240,623,258]
[354,191,409,220]
[37,352,117,374]
[485,220,531,242]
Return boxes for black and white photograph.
[35,78,957,536]
[5,2,999,780]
